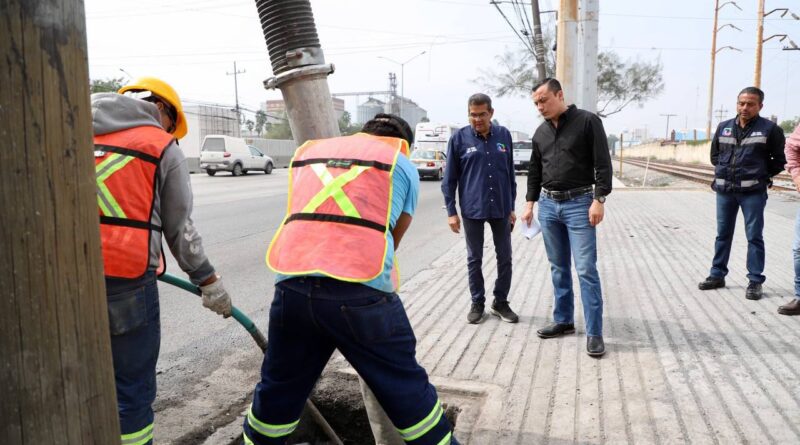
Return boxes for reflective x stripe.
[301,164,370,217]
[96,153,135,217]
[436,432,453,445]
[247,406,299,438]
[718,136,736,144]
[397,400,444,442]
[121,423,153,445]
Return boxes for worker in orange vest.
[92,77,233,445]
[242,114,459,445]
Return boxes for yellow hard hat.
[119,77,188,139]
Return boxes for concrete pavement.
[329,188,800,444]
[158,170,800,444]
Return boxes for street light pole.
[378,50,426,120]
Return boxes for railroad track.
[618,158,795,192]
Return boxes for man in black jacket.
[698,86,786,300]
[521,78,612,357]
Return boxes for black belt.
[541,185,593,201]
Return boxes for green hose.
[158,273,268,352]
[157,272,344,444]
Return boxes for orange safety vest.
[94,126,172,279]
[267,133,410,290]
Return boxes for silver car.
[200,135,274,176]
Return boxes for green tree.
[90,77,125,93]
[255,110,268,137]
[338,110,361,136]
[780,117,799,134]
[265,113,293,140]
[245,119,255,134]
[474,46,663,118]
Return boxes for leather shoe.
[698,276,725,290]
[745,282,763,300]
[587,336,605,357]
[537,322,575,338]
[778,299,800,315]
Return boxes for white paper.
[523,216,542,239]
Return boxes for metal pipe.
[257,0,340,145]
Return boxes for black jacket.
[527,105,613,202]
[710,115,785,193]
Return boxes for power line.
[490,1,535,54]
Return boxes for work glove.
[200,276,232,318]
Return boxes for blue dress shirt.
[441,124,516,219]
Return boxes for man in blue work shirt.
[442,93,519,324]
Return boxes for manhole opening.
[225,372,461,445]
[292,372,460,445]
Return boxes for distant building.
[181,104,240,172]
[509,130,530,142]
[356,96,427,128]
[674,129,708,141]
[396,97,427,129]
[262,97,345,123]
[357,97,386,124]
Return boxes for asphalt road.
[154,168,465,443]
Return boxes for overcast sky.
[85,0,800,139]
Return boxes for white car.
[200,135,274,176]
[410,149,447,180]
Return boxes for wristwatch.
[594,195,606,203]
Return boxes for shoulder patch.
[722,128,732,136]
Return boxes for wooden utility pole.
[531,0,548,81]
[556,0,579,105]
[707,0,721,140]
[226,61,246,137]
[1,1,120,444]
[755,0,765,87]
[618,132,624,177]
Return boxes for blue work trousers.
[538,194,604,337]
[710,190,768,283]
[243,278,458,445]
[462,217,513,304]
[107,273,160,445]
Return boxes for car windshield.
[411,150,435,160]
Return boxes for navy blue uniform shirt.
[442,124,516,219]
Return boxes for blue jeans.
[538,194,603,337]
[710,190,768,283]
[794,209,800,297]
[107,273,160,445]
[462,217,512,304]
[244,278,458,445]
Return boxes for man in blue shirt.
[442,93,519,324]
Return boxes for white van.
[512,140,533,172]
[414,122,459,153]
[200,135,274,176]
